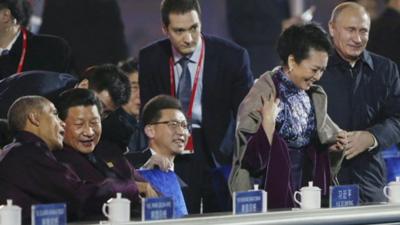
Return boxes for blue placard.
[330,185,359,208]
[31,203,66,225]
[233,190,267,214]
[142,197,174,221]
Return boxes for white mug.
[0,199,21,225]
[102,193,130,223]
[383,177,400,204]
[293,181,321,209]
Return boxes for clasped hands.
[329,130,376,160]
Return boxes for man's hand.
[343,131,375,160]
[142,154,172,171]
[136,181,158,198]
[328,130,348,152]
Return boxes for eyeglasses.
[150,120,190,132]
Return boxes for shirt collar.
[172,36,202,65]
[0,29,20,54]
[329,49,374,71]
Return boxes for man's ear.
[0,8,13,23]
[162,25,168,36]
[77,79,89,89]
[144,125,155,139]
[27,112,40,127]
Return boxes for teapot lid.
[0,199,21,210]
[300,181,321,191]
[106,193,130,204]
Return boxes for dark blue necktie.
[177,57,192,113]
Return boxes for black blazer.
[139,35,253,165]
[0,30,72,79]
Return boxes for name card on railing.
[142,197,174,221]
[31,203,66,225]
[233,189,267,214]
[330,185,359,208]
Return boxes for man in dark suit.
[139,0,253,213]
[318,2,400,203]
[0,0,72,79]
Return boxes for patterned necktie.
[177,57,192,113]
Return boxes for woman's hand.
[258,94,280,144]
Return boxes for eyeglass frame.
[149,120,191,132]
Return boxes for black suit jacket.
[139,35,253,165]
[0,30,72,79]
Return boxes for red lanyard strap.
[169,38,205,119]
[17,27,28,73]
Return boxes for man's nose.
[183,32,193,43]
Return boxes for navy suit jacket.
[139,35,253,165]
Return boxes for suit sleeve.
[367,61,400,150]
[231,48,254,116]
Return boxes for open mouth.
[173,138,186,147]
[79,139,95,147]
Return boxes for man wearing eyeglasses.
[128,94,189,170]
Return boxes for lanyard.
[169,38,205,119]
[17,27,28,73]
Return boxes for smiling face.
[163,10,201,56]
[63,105,102,154]
[145,109,189,157]
[287,48,329,90]
[329,6,370,64]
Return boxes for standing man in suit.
[318,2,400,203]
[139,0,253,213]
[0,0,72,79]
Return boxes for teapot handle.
[102,203,110,219]
[294,191,302,206]
[383,186,390,199]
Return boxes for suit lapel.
[201,36,218,110]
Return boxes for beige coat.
[229,68,342,193]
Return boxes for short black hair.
[142,95,182,126]
[0,0,32,26]
[56,88,102,121]
[118,57,138,75]
[83,64,131,107]
[161,0,201,27]
[277,23,332,66]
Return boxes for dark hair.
[7,95,48,133]
[0,0,32,26]
[161,0,201,27]
[118,57,138,75]
[277,23,332,66]
[142,95,182,126]
[56,88,102,121]
[83,64,131,107]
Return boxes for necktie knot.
[178,57,190,68]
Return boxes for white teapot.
[0,199,21,225]
[383,177,400,204]
[293,181,321,209]
[102,193,130,223]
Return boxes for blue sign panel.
[142,197,174,221]
[330,185,359,208]
[31,203,66,225]
[233,190,267,214]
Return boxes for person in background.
[368,0,400,68]
[139,0,253,213]
[318,2,400,203]
[230,23,345,209]
[0,0,72,79]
